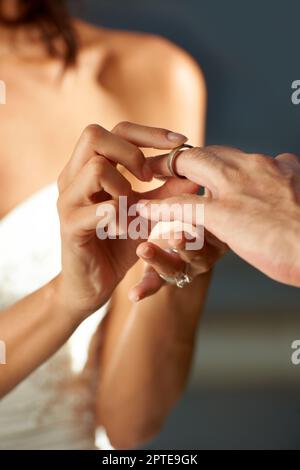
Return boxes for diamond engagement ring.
[159,269,193,288]
[159,254,193,288]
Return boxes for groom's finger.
[147,146,239,191]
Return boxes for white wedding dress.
[0,183,112,450]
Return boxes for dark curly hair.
[0,0,78,65]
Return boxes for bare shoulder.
[73,20,206,144]
[110,30,206,102]
[74,20,206,104]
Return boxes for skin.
[137,146,300,290]
[0,6,210,449]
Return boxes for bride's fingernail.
[167,132,187,143]
[143,162,153,181]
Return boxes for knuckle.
[280,174,298,203]
[279,164,297,185]
[276,153,300,164]
[187,147,213,164]
[205,145,222,154]
[222,164,241,180]
[82,124,104,141]
[249,153,271,166]
[113,121,131,135]
[130,146,144,165]
[189,147,209,160]
[89,156,106,178]
[276,152,295,159]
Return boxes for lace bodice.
[0,184,110,449]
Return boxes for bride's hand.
[129,224,228,302]
[54,122,197,321]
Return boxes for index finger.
[112,121,187,149]
[60,124,151,191]
[60,123,188,191]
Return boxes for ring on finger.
[167,144,194,179]
[159,262,193,288]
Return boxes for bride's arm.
[98,267,210,450]
[0,277,81,397]
[97,47,209,449]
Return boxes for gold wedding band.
[167,144,194,179]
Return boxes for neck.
[0,22,44,58]
[0,22,71,64]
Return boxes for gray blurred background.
[72,0,300,449]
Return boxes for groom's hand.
[140,146,300,287]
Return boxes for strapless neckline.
[0,182,57,224]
